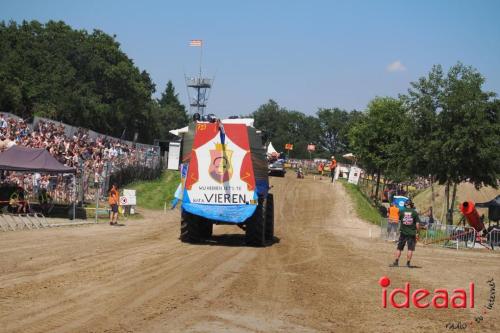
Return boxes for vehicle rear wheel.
[200,218,213,239]
[265,194,274,242]
[245,197,266,247]
[180,210,203,243]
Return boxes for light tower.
[185,39,213,117]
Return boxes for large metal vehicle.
[178,119,274,246]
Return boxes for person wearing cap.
[392,199,420,267]
[328,156,337,183]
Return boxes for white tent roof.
[342,153,356,161]
[169,126,189,137]
[267,142,278,155]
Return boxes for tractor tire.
[180,210,203,243]
[245,197,266,246]
[265,193,274,242]
[200,218,213,239]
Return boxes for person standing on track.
[108,183,119,225]
[329,156,337,183]
[386,202,399,241]
[392,200,420,267]
[317,162,324,180]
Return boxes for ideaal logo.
[379,277,496,330]
[379,276,474,309]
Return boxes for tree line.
[0,20,187,143]
[253,63,499,223]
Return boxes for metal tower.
[185,39,213,117]
[185,76,212,116]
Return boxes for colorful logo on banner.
[209,144,233,183]
[285,143,293,150]
[307,144,316,152]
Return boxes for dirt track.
[1,174,499,332]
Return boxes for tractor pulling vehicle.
[177,118,274,246]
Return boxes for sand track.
[1,175,499,332]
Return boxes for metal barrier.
[379,218,480,250]
[487,227,500,249]
[380,218,400,242]
[422,223,477,250]
[0,213,49,232]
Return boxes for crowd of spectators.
[0,113,159,208]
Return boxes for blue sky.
[2,0,500,117]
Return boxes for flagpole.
[199,42,203,80]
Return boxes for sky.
[2,0,500,118]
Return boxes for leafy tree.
[405,63,499,223]
[317,108,363,159]
[157,80,189,138]
[0,20,164,143]
[349,97,408,201]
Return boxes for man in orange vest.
[386,202,400,241]
[108,183,119,225]
[329,156,337,183]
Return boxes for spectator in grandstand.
[0,114,7,129]
[386,203,399,241]
[108,183,119,225]
[0,134,7,151]
[391,200,420,268]
[329,156,337,183]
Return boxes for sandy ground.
[0,174,499,333]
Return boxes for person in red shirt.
[317,162,324,180]
[108,184,119,225]
[329,156,337,183]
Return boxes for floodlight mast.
[185,40,212,117]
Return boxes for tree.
[157,80,189,138]
[348,97,408,201]
[404,63,499,223]
[252,100,321,159]
[317,108,362,158]
[0,20,160,143]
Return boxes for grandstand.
[0,113,161,217]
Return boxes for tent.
[267,142,278,155]
[0,145,77,219]
[0,145,75,173]
[342,153,356,162]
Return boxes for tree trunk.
[430,175,435,211]
[449,182,458,225]
[374,170,381,203]
[445,181,451,225]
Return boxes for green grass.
[126,170,181,210]
[341,180,382,225]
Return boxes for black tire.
[180,210,203,243]
[200,218,213,239]
[265,193,274,243]
[245,197,266,246]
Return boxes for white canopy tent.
[267,142,278,155]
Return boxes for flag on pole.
[189,39,202,47]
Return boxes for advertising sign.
[348,166,361,185]
[184,123,257,206]
[167,141,181,170]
